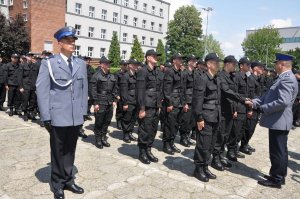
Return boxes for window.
[150,38,154,46]
[123,15,128,24]
[124,0,128,7]
[89,6,95,18]
[159,24,162,32]
[113,12,118,22]
[101,9,107,20]
[23,14,27,22]
[75,46,81,56]
[100,48,106,57]
[75,3,82,15]
[142,20,146,28]
[0,0,5,5]
[142,36,146,45]
[75,24,81,35]
[88,47,94,57]
[121,50,127,59]
[88,27,94,38]
[159,8,163,17]
[134,0,138,9]
[151,22,155,30]
[100,29,106,39]
[23,0,27,8]
[123,33,128,42]
[143,3,147,12]
[44,41,53,52]
[10,0,13,6]
[132,34,137,42]
[133,17,138,27]
[151,6,155,14]
[113,0,118,4]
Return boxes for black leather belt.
[146,88,156,92]
[173,89,182,93]
[100,91,111,94]
[203,100,219,105]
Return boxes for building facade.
[246,26,300,52]
[7,0,170,59]
[0,0,9,17]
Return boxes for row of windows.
[282,37,300,43]
[75,1,164,17]
[74,46,128,59]
[75,3,163,32]
[75,25,156,46]
[0,0,13,6]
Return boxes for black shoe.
[101,135,110,147]
[226,152,238,162]
[23,113,29,121]
[247,145,256,152]
[239,147,252,155]
[0,105,5,111]
[123,133,131,143]
[8,108,13,116]
[263,175,285,185]
[40,122,45,127]
[54,189,64,199]
[85,115,93,121]
[194,165,209,182]
[116,120,122,130]
[235,151,245,158]
[294,120,300,127]
[79,129,88,138]
[211,156,224,171]
[170,140,181,153]
[129,132,137,141]
[220,158,232,168]
[204,165,217,179]
[187,138,195,146]
[139,148,150,164]
[65,184,84,194]
[28,112,37,120]
[95,136,103,149]
[190,131,196,140]
[146,147,159,162]
[163,142,175,155]
[179,136,190,147]
[257,179,281,189]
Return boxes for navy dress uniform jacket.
[36,54,88,127]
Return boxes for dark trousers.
[22,89,37,112]
[213,115,233,156]
[121,104,138,133]
[138,108,159,148]
[293,101,300,122]
[163,107,182,142]
[194,122,219,165]
[0,83,6,105]
[87,97,93,114]
[241,111,259,147]
[159,103,167,131]
[50,126,80,191]
[94,104,113,134]
[179,105,193,135]
[227,114,246,152]
[115,101,123,122]
[7,85,21,108]
[269,129,289,183]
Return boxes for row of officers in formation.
[1,49,300,183]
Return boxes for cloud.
[210,30,219,36]
[222,42,234,50]
[220,33,245,57]
[269,18,293,28]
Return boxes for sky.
[164,0,300,58]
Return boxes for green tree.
[288,47,300,69]
[204,34,225,59]
[130,38,144,62]
[108,31,121,68]
[156,39,166,65]
[166,5,204,59]
[0,13,29,62]
[242,25,283,64]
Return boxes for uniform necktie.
[67,58,73,74]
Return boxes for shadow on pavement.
[163,156,194,177]
[118,143,139,159]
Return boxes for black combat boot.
[116,120,122,130]
[220,156,232,168]
[211,155,224,171]
[8,108,13,116]
[170,140,181,153]
[163,142,175,155]
[194,165,209,182]
[190,130,196,140]
[145,147,158,162]
[95,131,103,149]
[226,150,238,162]
[139,147,150,164]
[203,165,217,179]
[23,112,29,122]
[179,133,190,147]
[0,104,5,111]
[101,133,110,147]
[123,132,131,143]
[28,111,37,120]
[129,132,137,141]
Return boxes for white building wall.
[0,0,9,18]
[66,0,170,59]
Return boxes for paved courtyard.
[0,110,299,199]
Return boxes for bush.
[110,67,121,74]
